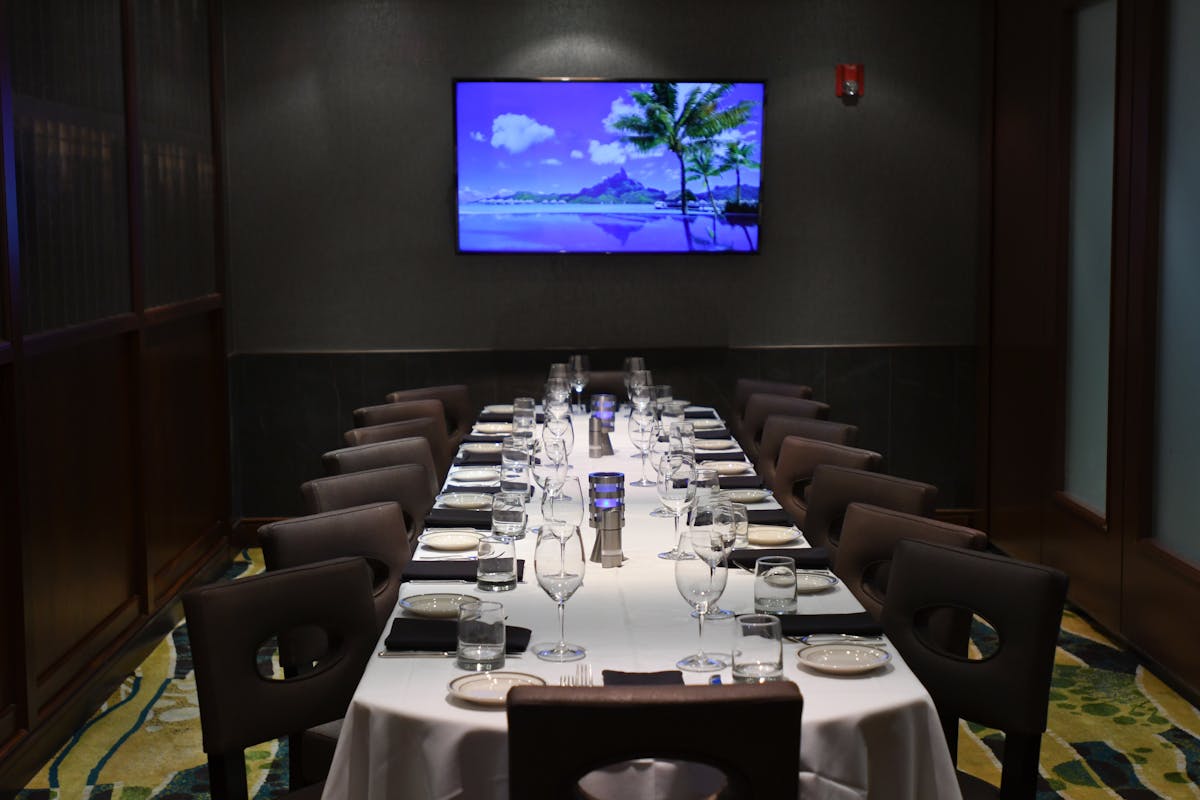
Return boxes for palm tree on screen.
[721,141,759,205]
[610,82,754,214]
[685,144,730,215]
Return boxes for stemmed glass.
[646,429,672,517]
[628,409,656,487]
[674,531,728,672]
[531,446,567,536]
[657,455,698,560]
[533,521,586,662]
[629,370,652,414]
[688,498,735,620]
[544,414,574,471]
[568,354,590,413]
[545,377,571,407]
[622,357,646,410]
[544,476,584,530]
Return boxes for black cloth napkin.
[477,412,545,423]
[719,475,766,489]
[400,559,526,582]
[730,547,830,570]
[463,433,507,443]
[694,428,733,439]
[776,612,883,638]
[454,451,502,466]
[384,618,532,653]
[424,508,492,528]
[695,452,747,462]
[684,409,719,420]
[602,669,686,686]
[746,508,794,526]
[442,483,501,495]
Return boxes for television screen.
[455,80,765,254]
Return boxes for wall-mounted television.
[455,79,765,254]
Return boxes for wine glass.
[657,455,698,560]
[544,415,574,469]
[622,356,646,409]
[688,498,735,620]
[544,476,584,530]
[674,539,728,672]
[568,354,590,413]
[629,370,652,414]
[545,377,571,406]
[531,452,568,534]
[646,429,673,517]
[533,522,586,662]
[628,409,656,487]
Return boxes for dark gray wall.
[222,0,983,353]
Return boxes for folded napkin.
[442,483,501,495]
[746,508,794,526]
[477,412,545,424]
[602,669,686,687]
[454,452,502,466]
[424,508,492,528]
[695,452,747,462]
[400,559,526,583]
[463,434,507,443]
[719,475,766,489]
[776,612,883,638]
[384,618,532,653]
[730,547,830,570]
[694,428,733,439]
[685,409,719,420]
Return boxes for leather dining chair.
[184,557,377,800]
[730,378,812,444]
[755,415,859,491]
[321,437,441,498]
[738,393,831,462]
[772,437,882,528]
[883,540,1068,800]
[384,384,474,448]
[585,370,627,402]
[342,416,451,482]
[833,502,987,625]
[507,682,803,800]
[300,464,434,546]
[259,503,410,787]
[804,464,938,556]
[353,397,444,429]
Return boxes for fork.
[560,663,594,686]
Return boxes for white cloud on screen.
[602,97,642,133]
[570,150,584,159]
[541,158,562,166]
[470,131,486,142]
[490,114,555,153]
[588,140,627,165]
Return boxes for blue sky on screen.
[455,81,764,200]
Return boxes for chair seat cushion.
[957,770,1000,800]
[300,720,343,785]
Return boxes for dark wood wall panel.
[23,336,139,715]
[143,313,225,607]
[0,367,19,753]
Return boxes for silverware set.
[559,663,594,686]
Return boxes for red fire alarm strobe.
[836,64,864,98]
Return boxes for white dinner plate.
[795,572,839,594]
[448,672,547,707]
[449,467,501,483]
[436,493,494,510]
[474,422,513,434]
[418,529,485,551]
[399,593,479,619]
[483,404,514,414]
[797,644,891,675]
[724,489,773,504]
[690,419,725,430]
[746,525,802,546]
[704,460,751,475]
[694,439,738,451]
[461,442,503,454]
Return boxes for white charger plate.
[704,461,751,475]
[691,419,725,430]
[797,644,891,675]
[474,422,513,434]
[724,489,773,504]
[436,493,494,510]
[694,439,738,451]
[483,404,514,414]
[795,572,839,594]
[462,442,503,454]
[448,672,546,707]
[746,525,802,546]
[418,529,485,551]
[449,467,501,482]
[399,593,479,619]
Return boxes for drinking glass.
[476,535,518,592]
[661,401,686,444]
[530,454,567,537]
[731,614,784,683]
[657,455,698,560]
[622,356,646,409]
[568,354,590,412]
[653,385,674,421]
[512,396,536,449]
[547,363,569,381]
[544,476,584,530]
[688,498,735,620]
[533,522,586,662]
[628,409,656,487]
[629,370,653,414]
[647,429,673,517]
[500,436,531,497]
[456,600,506,671]
[754,556,798,614]
[491,491,527,539]
[545,377,571,406]
[669,420,696,460]
[544,415,574,468]
[731,502,750,548]
[674,540,728,671]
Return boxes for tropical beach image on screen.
[455,80,765,253]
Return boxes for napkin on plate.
[384,618,532,653]
[454,452,503,466]
[719,475,766,490]
[746,508,794,525]
[776,612,883,638]
[693,428,733,440]
[730,547,830,570]
[463,434,507,444]
[400,559,526,583]
[424,508,492,528]
[442,484,502,495]
[695,452,747,462]
[476,411,546,424]
[602,669,686,686]
[684,409,719,420]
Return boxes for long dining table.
[320,404,963,800]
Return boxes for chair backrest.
[805,464,937,554]
[585,370,627,400]
[322,437,440,497]
[739,393,831,461]
[183,557,377,800]
[507,683,803,800]
[352,397,444,429]
[384,384,473,446]
[730,378,813,445]
[884,539,1067,799]
[834,502,986,622]
[772,437,882,528]
[756,415,858,489]
[342,417,450,481]
[300,464,433,544]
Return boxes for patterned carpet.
[16,549,1200,799]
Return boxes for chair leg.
[999,732,1043,800]
[207,752,250,800]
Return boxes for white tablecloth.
[322,410,962,800]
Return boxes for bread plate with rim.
[418,529,486,552]
[746,525,803,546]
[797,644,891,675]
[473,422,513,434]
[723,488,773,504]
[690,419,725,430]
[694,439,739,451]
[704,460,751,475]
[449,467,501,482]
[448,672,547,707]
[399,593,480,619]
[483,404,514,414]
[794,572,839,594]
[461,442,503,454]
[436,492,494,510]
